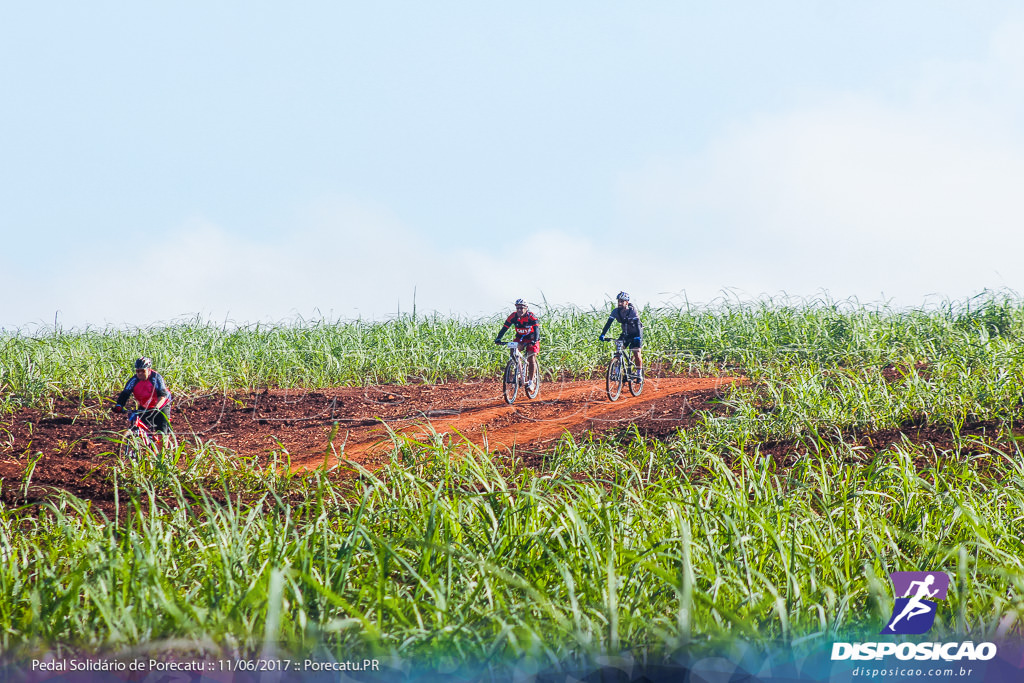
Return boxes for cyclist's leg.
[138,409,158,431]
[149,408,172,449]
[526,342,539,385]
[626,338,643,379]
[135,410,158,449]
[518,342,535,384]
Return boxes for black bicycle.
[604,339,643,401]
[500,341,540,404]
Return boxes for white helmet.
[616,291,630,302]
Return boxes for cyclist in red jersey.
[112,357,173,449]
[494,298,540,390]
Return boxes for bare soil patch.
[0,376,739,508]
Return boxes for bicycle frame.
[501,341,540,404]
[605,339,643,401]
[121,409,155,458]
[128,410,154,439]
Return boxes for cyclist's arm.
[150,372,171,410]
[115,378,135,409]
[526,316,540,342]
[151,392,169,410]
[600,316,615,337]
[495,322,511,343]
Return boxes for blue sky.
[3,3,1024,328]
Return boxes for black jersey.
[601,303,643,339]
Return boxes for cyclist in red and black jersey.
[112,357,173,448]
[495,298,540,390]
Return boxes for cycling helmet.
[514,298,528,306]
[134,357,153,370]
[616,291,630,302]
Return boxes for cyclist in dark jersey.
[599,291,644,381]
[495,298,541,390]
[113,357,173,448]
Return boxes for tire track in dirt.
[312,377,739,469]
[0,375,741,507]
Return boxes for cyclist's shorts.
[621,337,643,350]
[139,407,172,433]
[518,341,540,355]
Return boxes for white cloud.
[59,199,493,326]
[3,198,679,329]
[616,20,1024,304]
[9,20,1024,330]
[3,198,648,328]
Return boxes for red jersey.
[133,379,162,409]
[500,311,540,343]
[116,371,171,410]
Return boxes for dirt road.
[0,375,740,506]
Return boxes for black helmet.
[134,357,153,370]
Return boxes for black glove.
[599,334,606,342]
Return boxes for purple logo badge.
[882,571,950,635]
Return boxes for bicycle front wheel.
[503,358,520,404]
[606,357,624,401]
[120,431,145,460]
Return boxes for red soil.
[0,375,740,508]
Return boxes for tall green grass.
[3,294,1022,411]
[1,435,1022,664]
[3,293,1024,666]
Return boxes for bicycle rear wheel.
[503,358,520,404]
[606,357,624,401]
[157,431,179,453]
[628,364,643,397]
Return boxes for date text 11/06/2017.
[32,659,381,673]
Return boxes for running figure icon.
[885,575,939,632]
[882,571,950,635]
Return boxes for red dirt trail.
[0,375,739,507]
[323,377,735,467]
